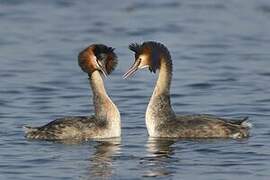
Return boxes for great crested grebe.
[24,44,121,140]
[123,41,251,139]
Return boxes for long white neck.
[153,57,172,95]
[89,71,120,133]
[146,57,175,137]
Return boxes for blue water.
[1,0,270,179]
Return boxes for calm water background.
[1,0,270,179]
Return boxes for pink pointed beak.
[97,60,108,78]
[123,60,141,79]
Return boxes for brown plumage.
[24,44,121,141]
[157,115,249,138]
[124,41,251,139]
[79,44,118,75]
[24,116,107,140]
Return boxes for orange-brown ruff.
[124,41,251,139]
[24,44,120,140]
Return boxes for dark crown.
[129,41,171,73]
[93,44,118,75]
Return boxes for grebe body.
[24,44,120,140]
[124,41,251,139]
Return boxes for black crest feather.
[128,43,142,54]
[143,41,171,73]
[93,44,118,75]
[129,41,172,73]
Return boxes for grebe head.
[78,44,118,77]
[123,41,170,79]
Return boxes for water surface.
[1,0,270,179]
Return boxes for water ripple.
[1,0,270,179]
